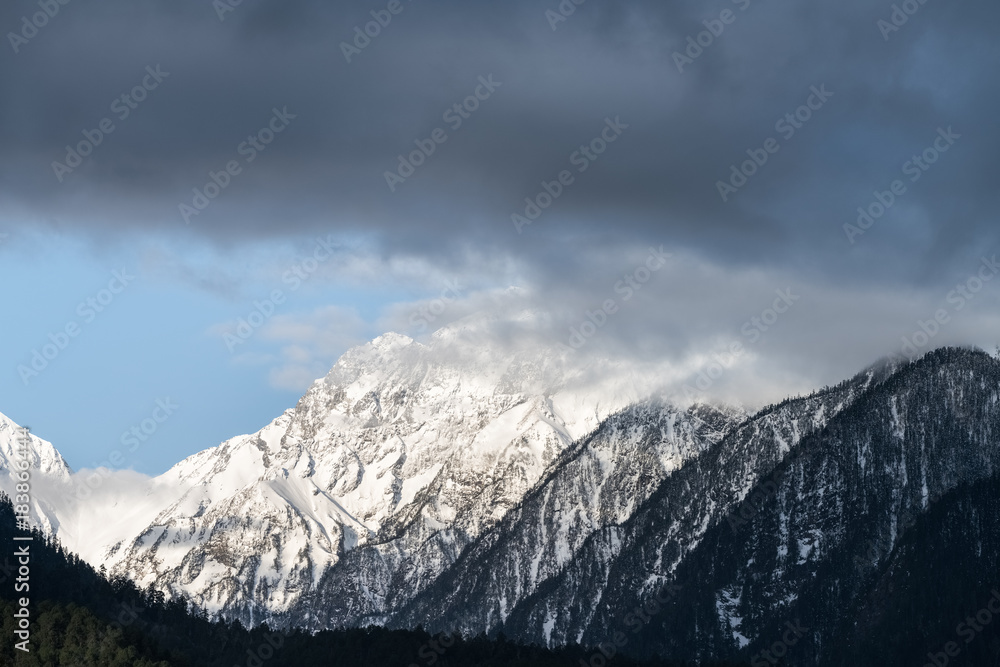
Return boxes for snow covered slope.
[65,326,697,627]
[396,360,881,642]
[6,346,1000,666]
[397,348,1000,666]
[0,411,73,535]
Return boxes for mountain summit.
[4,345,999,665]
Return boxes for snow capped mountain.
[30,325,686,628]
[396,357,882,643]
[600,347,1000,664]
[0,410,73,535]
[0,410,71,481]
[388,400,739,642]
[6,339,1000,665]
[398,348,1000,665]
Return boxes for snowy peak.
[370,331,417,350]
[88,330,654,622]
[11,332,999,664]
[0,411,75,539]
[414,347,1000,662]
[329,332,420,375]
[0,411,72,480]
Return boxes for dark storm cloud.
[2,0,998,292]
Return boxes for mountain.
[615,346,1000,665]
[5,341,1000,665]
[2,494,731,667]
[0,411,72,483]
[396,347,1000,665]
[389,400,741,641]
[4,327,717,631]
[394,352,886,644]
[0,411,72,536]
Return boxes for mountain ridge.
[2,344,998,666]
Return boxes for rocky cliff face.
[396,355,885,645]
[58,328,685,629]
[388,400,740,641]
[400,348,1000,666]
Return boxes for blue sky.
[0,229,422,474]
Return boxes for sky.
[1,0,999,475]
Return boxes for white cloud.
[258,306,371,391]
[206,239,1000,409]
